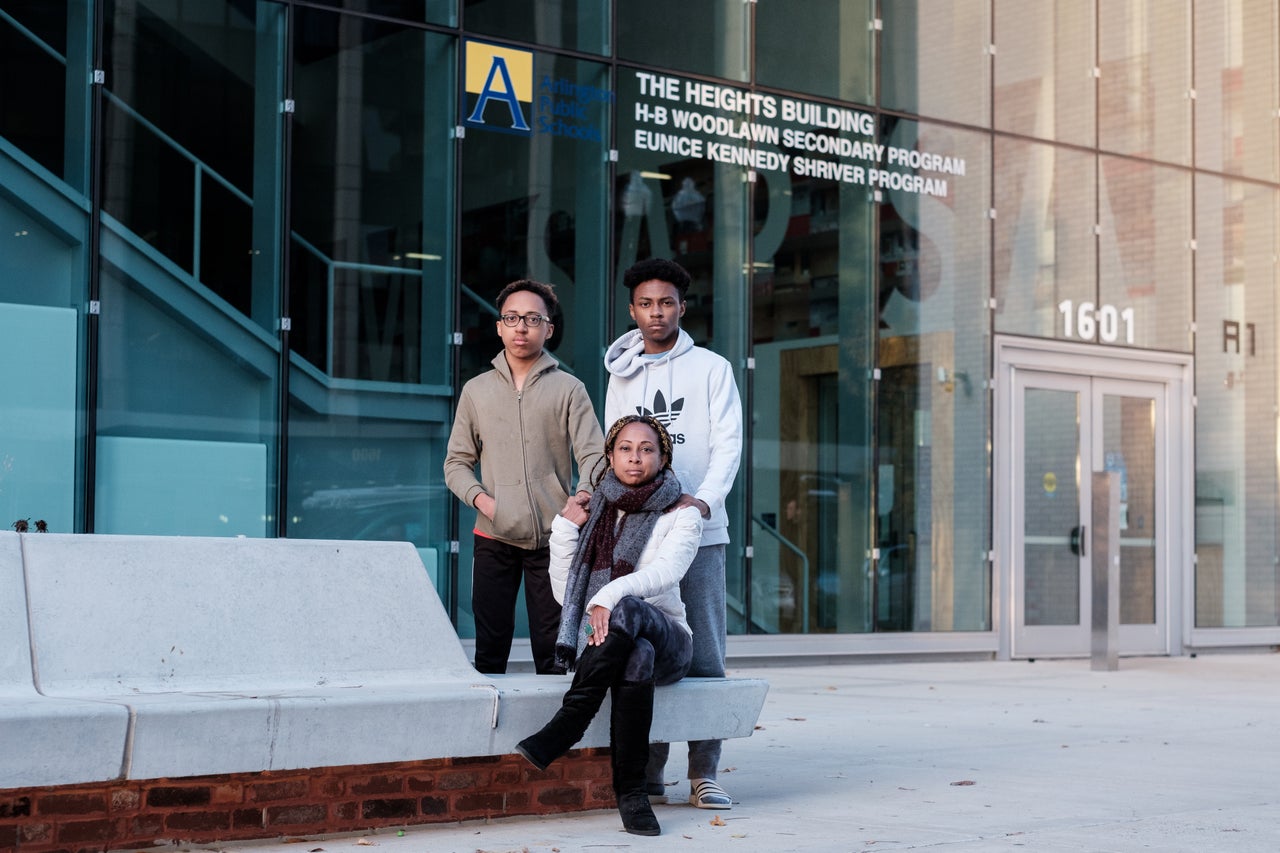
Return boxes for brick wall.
[0,750,615,853]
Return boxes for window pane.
[0,2,70,181]
[303,0,455,26]
[615,68,751,630]
[290,11,453,385]
[457,49,612,642]
[0,192,83,531]
[462,0,607,54]
[737,85,878,634]
[286,8,454,599]
[994,0,1095,147]
[993,139,1095,340]
[103,0,276,332]
[1098,0,1191,164]
[882,0,989,125]
[618,0,748,82]
[1194,176,1279,628]
[1099,157,1192,351]
[1194,0,1279,181]
[877,118,991,632]
[94,0,285,536]
[756,0,873,103]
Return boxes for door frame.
[993,336,1194,660]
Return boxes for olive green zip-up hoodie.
[444,351,605,550]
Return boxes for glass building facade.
[1,0,1278,660]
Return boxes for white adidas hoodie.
[604,328,743,547]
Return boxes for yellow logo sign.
[464,42,532,135]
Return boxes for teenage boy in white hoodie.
[604,258,743,810]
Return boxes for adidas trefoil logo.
[636,390,684,426]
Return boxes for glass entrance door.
[995,337,1191,660]
[1012,372,1166,657]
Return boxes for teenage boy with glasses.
[445,279,605,674]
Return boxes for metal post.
[1091,470,1121,671]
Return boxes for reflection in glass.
[1099,158,1192,351]
[877,118,991,632]
[994,139,1095,340]
[994,0,1095,146]
[103,0,269,328]
[456,52,611,640]
[303,0,455,26]
[1098,0,1191,165]
[739,86,875,634]
[94,0,282,536]
[618,0,748,82]
[1193,176,1279,627]
[0,1,72,183]
[1194,0,1279,181]
[285,9,453,600]
[756,0,873,103]
[1023,388,1081,627]
[1102,394,1156,625]
[463,0,606,54]
[882,0,989,125]
[615,69,752,630]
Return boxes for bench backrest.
[23,533,475,695]
[0,532,34,691]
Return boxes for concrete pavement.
[183,653,1280,852]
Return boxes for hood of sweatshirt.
[604,328,696,379]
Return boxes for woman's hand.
[559,493,590,527]
[587,604,611,645]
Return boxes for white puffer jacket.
[548,505,704,637]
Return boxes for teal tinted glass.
[746,91,877,633]
[94,0,284,536]
[755,0,873,103]
[303,0,455,26]
[290,11,453,385]
[285,7,453,595]
[618,0,748,82]
[875,117,991,632]
[455,49,611,641]
[463,0,607,54]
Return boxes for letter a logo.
[464,42,532,136]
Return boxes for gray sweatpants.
[646,543,726,782]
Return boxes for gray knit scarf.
[554,468,683,671]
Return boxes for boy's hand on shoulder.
[668,493,711,519]
[559,494,590,527]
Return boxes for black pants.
[608,595,693,687]
[471,535,562,674]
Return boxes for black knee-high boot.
[516,632,632,771]
[610,680,660,836]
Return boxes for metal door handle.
[1070,524,1087,557]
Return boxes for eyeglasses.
[499,313,550,327]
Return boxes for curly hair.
[591,414,674,487]
[622,258,691,299]
[495,279,559,317]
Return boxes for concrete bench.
[2,530,768,789]
[0,534,130,788]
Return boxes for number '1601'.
[1057,300,1135,344]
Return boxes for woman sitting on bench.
[516,414,703,836]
